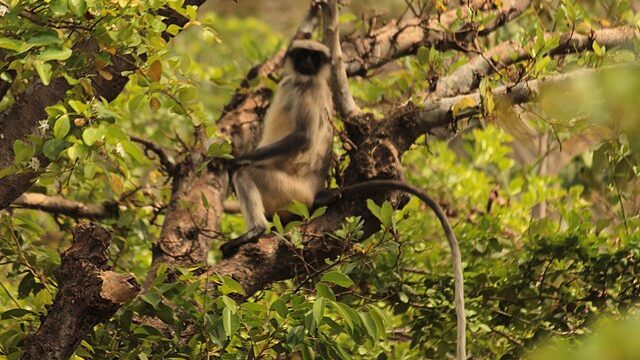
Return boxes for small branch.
[22,222,140,360]
[322,0,361,118]
[13,193,118,219]
[435,26,640,97]
[130,136,176,174]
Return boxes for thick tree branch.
[435,26,640,97]
[13,193,118,219]
[22,222,140,360]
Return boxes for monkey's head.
[286,40,331,77]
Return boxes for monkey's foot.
[220,227,266,258]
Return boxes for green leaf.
[367,305,387,341]
[50,0,69,15]
[359,311,378,341]
[312,297,326,324]
[222,307,239,338]
[17,273,35,299]
[68,99,88,114]
[53,115,70,139]
[316,283,336,301]
[0,38,29,52]
[320,271,354,288]
[271,298,288,318]
[82,127,102,146]
[121,140,147,164]
[1,308,35,320]
[13,140,35,163]
[84,163,97,179]
[140,292,162,308]
[220,295,237,313]
[28,32,62,47]
[366,199,381,220]
[34,60,52,86]
[219,275,246,296]
[68,0,87,17]
[309,206,327,221]
[42,139,66,160]
[206,140,232,159]
[417,46,429,64]
[38,47,72,62]
[380,201,393,227]
[285,200,309,219]
[330,301,363,335]
[593,40,605,56]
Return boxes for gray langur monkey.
[221,40,466,359]
[220,40,334,257]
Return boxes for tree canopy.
[1,0,640,359]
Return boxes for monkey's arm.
[236,131,310,164]
[235,107,314,165]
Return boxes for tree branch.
[322,0,360,118]
[13,193,118,219]
[22,222,140,360]
[435,26,640,97]
[408,64,639,141]
[342,0,531,76]
[130,136,176,174]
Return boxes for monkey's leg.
[220,168,269,257]
[221,168,315,257]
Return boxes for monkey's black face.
[288,48,329,76]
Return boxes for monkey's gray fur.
[221,40,334,256]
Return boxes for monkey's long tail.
[335,180,466,360]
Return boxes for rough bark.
[151,161,227,267]
[0,78,71,210]
[22,222,140,360]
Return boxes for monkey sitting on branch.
[220,38,467,360]
[220,40,334,257]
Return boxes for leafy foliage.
[1,0,640,359]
